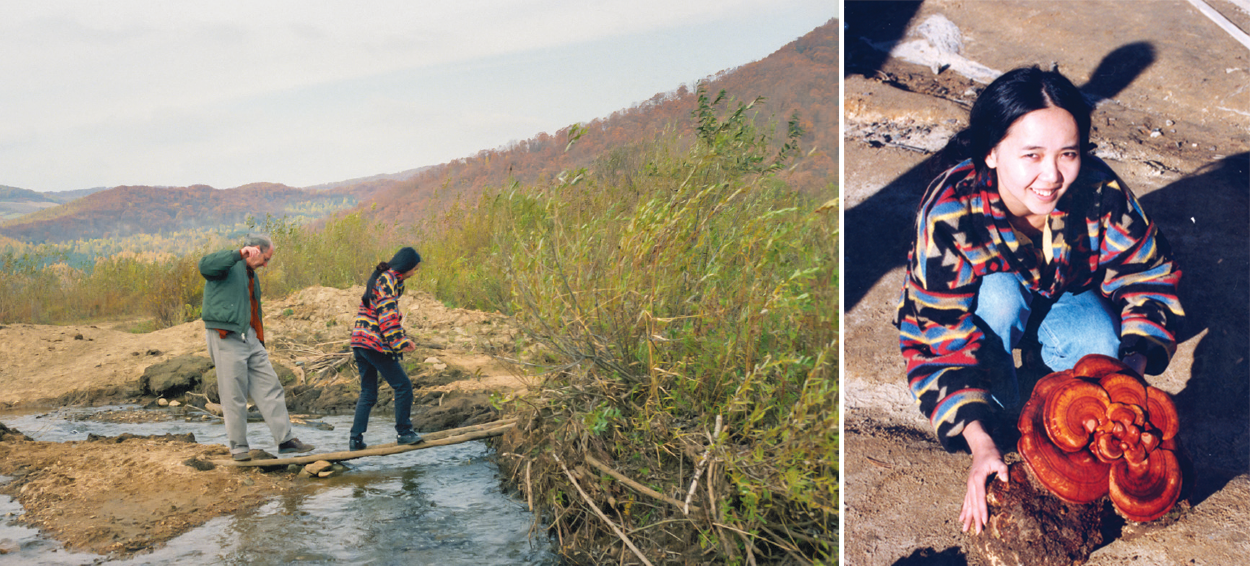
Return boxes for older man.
[200,233,313,461]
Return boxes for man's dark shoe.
[349,437,367,451]
[397,432,424,446]
[232,452,252,462]
[278,437,315,454]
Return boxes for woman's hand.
[960,420,1008,535]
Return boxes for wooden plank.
[215,419,517,467]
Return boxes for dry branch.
[556,455,655,566]
[584,455,700,514]
[525,458,534,512]
[684,414,722,514]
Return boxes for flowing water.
[0,407,556,565]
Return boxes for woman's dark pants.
[350,347,415,440]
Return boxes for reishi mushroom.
[1017,354,1184,522]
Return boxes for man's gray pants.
[205,327,293,457]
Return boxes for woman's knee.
[1038,289,1120,368]
[356,387,379,406]
[1066,321,1120,359]
[974,273,1031,345]
[389,375,414,398]
[1038,314,1119,370]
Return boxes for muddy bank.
[0,427,296,556]
[0,286,528,408]
[0,286,528,431]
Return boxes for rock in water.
[968,462,1113,566]
[303,460,333,477]
[140,354,214,398]
[0,422,32,442]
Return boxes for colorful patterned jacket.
[351,270,415,355]
[895,157,1183,451]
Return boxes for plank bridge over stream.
[213,418,517,467]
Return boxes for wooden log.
[967,462,1113,566]
[215,419,517,467]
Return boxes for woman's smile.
[1030,185,1060,201]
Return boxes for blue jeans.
[350,348,415,440]
[974,272,1120,410]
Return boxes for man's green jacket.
[200,249,263,337]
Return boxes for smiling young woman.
[893,67,1184,535]
[984,105,1083,235]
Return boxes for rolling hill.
[0,183,375,244]
[0,186,60,221]
[355,18,838,226]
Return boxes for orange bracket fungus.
[1017,354,1183,522]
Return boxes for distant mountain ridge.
[45,186,111,204]
[0,182,375,244]
[0,185,60,221]
[0,185,112,222]
[302,166,434,192]
[0,186,56,203]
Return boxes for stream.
[0,407,557,565]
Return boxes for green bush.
[422,86,838,562]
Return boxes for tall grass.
[0,248,208,327]
[0,212,409,328]
[415,87,838,563]
[254,211,412,297]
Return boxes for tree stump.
[967,462,1116,566]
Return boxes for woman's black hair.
[361,247,422,307]
[935,66,1091,176]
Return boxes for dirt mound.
[0,323,204,409]
[0,286,531,411]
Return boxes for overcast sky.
[0,1,835,193]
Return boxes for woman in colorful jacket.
[348,246,424,451]
[894,67,1183,534]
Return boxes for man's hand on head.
[240,246,271,269]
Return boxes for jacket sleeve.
[896,187,995,452]
[1095,179,1184,375]
[200,249,242,280]
[373,273,415,352]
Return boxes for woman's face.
[398,264,420,280]
[985,106,1081,223]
